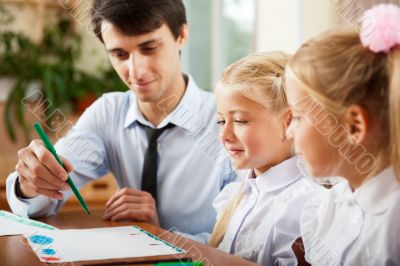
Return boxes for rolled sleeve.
[6,172,62,217]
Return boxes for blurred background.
[0,0,396,211]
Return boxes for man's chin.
[130,89,155,102]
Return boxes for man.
[6,0,235,242]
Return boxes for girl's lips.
[228,149,244,156]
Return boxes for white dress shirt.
[6,75,237,242]
[301,167,400,265]
[213,156,323,265]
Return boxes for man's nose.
[128,54,147,81]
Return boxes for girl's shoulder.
[212,181,242,214]
[279,175,328,205]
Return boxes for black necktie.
[138,122,175,204]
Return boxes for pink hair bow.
[360,4,400,53]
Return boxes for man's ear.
[344,105,369,144]
[177,23,189,49]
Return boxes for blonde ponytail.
[388,47,400,180]
[208,188,244,247]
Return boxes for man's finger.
[23,155,66,188]
[110,208,153,222]
[35,188,64,200]
[16,160,67,190]
[106,188,150,207]
[60,156,73,173]
[32,177,69,192]
[103,202,134,220]
[106,194,146,213]
[30,140,68,181]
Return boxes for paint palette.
[28,235,61,262]
[25,226,185,263]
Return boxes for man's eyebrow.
[106,38,163,53]
[138,38,162,47]
[106,48,125,53]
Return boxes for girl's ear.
[283,109,292,130]
[282,109,292,141]
[344,105,369,144]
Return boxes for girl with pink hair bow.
[285,3,400,265]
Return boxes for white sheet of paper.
[0,210,56,236]
[25,226,185,263]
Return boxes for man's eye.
[142,46,158,53]
[111,51,128,59]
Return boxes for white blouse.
[213,156,323,265]
[301,167,400,265]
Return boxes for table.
[0,209,257,266]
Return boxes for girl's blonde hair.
[208,51,290,248]
[287,29,400,179]
[215,51,290,111]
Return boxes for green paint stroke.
[0,211,57,230]
[133,226,185,254]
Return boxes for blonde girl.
[209,52,322,265]
[285,4,400,265]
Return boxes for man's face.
[101,22,188,104]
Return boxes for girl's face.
[285,74,342,177]
[215,87,289,176]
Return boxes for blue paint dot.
[42,249,56,256]
[30,235,53,245]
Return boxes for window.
[182,0,256,91]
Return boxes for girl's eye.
[288,116,301,130]
[217,120,225,125]
[291,116,302,122]
[234,120,247,125]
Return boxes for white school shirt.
[213,156,323,265]
[301,167,400,266]
[6,75,237,242]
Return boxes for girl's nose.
[219,123,235,143]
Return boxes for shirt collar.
[335,167,400,214]
[354,167,400,214]
[244,156,303,193]
[123,75,203,131]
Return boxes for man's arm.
[6,96,110,218]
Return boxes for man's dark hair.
[91,0,187,43]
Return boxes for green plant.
[0,6,126,142]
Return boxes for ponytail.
[208,188,244,247]
[388,47,400,180]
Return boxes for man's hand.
[15,139,72,199]
[102,188,160,226]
